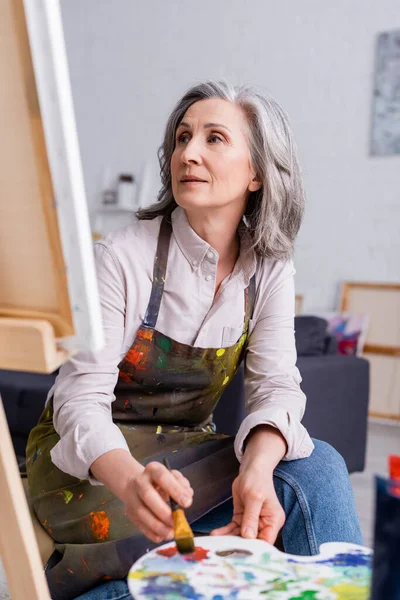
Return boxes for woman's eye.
[208,135,223,144]
[176,133,224,145]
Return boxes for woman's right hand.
[121,461,194,543]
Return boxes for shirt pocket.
[222,326,243,347]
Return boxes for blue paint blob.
[142,574,202,599]
[288,550,372,568]
[212,591,239,600]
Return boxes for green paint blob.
[158,336,172,352]
[289,592,319,600]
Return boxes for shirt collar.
[171,206,257,286]
[171,206,210,269]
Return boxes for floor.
[0,420,399,598]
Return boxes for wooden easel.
[0,398,51,599]
[0,1,103,596]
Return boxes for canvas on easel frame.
[0,0,104,374]
[340,282,400,420]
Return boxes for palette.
[128,535,372,599]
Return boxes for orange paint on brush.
[157,546,209,562]
[67,569,74,574]
[90,511,110,541]
[78,493,84,500]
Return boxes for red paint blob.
[157,547,176,558]
[157,546,210,562]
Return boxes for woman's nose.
[180,139,202,165]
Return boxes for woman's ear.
[248,175,262,192]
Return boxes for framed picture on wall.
[370,29,400,156]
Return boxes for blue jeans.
[75,440,363,599]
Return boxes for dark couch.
[0,317,369,474]
[214,316,369,473]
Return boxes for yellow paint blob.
[331,583,369,599]
[62,490,74,504]
[222,376,230,386]
[216,348,226,357]
[129,569,186,583]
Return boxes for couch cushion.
[294,316,328,356]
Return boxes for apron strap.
[143,215,172,328]
[144,214,256,333]
[244,274,256,332]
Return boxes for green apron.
[26,214,255,599]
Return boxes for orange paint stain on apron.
[90,511,110,541]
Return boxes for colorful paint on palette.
[157,546,210,561]
[128,536,372,600]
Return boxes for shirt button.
[206,251,214,260]
[192,259,199,267]
[205,274,212,282]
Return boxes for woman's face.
[171,98,260,214]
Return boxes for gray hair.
[137,80,305,260]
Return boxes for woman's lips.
[180,180,207,185]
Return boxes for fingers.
[240,492,263,539]
[258,524,280,545]
[136,479,174,528]
[258,505,286,545]
[210,480,243,536]
[146,462,193,508]
[127,499,174,543]
[171,469,192,493]
[210,521,240,536]
[126,462,194,543]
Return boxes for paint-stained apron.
[26,214,255,599]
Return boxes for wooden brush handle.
[162,457,180,510]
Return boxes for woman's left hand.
[210,425,288,544]
[210,465,285,544]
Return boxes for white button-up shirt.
[49,207,314,482]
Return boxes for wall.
[60,0,400,312]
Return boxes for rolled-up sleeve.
[234,260,314,463]
[49,243,130,484]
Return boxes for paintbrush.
[163,457,195,554]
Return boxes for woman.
[26,80,362,600]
